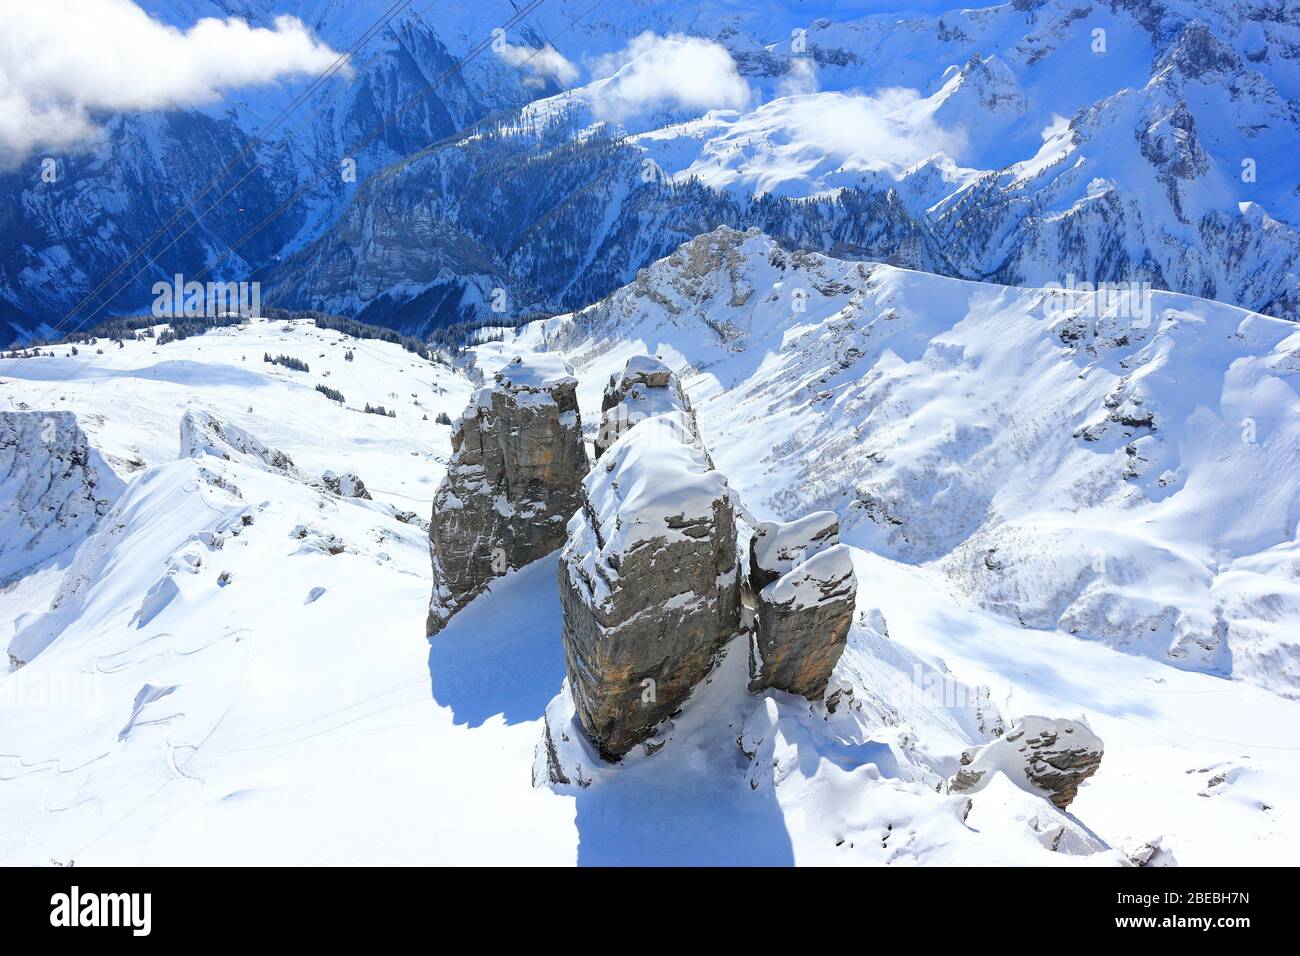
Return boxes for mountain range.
[2,0,1299,869]
[3,0,1298,343]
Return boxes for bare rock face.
[747,511,855,700]
[593,354,700,460]
[427,355,588,636]
[558,360,740,759]
[948,716,1104,810]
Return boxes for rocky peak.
[606,353,674,392]
[1154,19,1243,82]
[427,354,588,636]
[633,226,766,316]
[593,354,702,460]
[555,358,740,759]
[948,54,1028,115]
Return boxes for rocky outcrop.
[948,716,1104,810]
[180,409,300,476]
[593,355,700,459]
[428,355,588,636]
[558,360,740,759]
[747,512,855,700]
[321,470,371,499]
[1,411,124,589]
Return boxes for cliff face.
[557,359,740,759]
[747,513,857,701]
[428,354,588,636]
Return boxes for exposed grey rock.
[427,354,588,636]
[558,362,740,759]
[593,354,700,460]
[536,711,573,787]
[747,513,856,700]
[321,470,371,499]
[394,509,431,533]
[1129,836,1177,867]
[948,715,1104,810]
[531,683,603,790]
[291,524,347,556]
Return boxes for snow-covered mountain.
[1,0,583,340]
[3,227,1298,865]
[480,225,1300,698]
[5,0,1299,343]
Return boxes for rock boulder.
[748,510,841,592]
[322,470,371,499]
[948,715,1104,810]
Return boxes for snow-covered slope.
[5,230,1296,865]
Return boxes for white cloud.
[781,89,968,172]
[494,40,578,88]
[777,58,819,98]
[0,0,348,166]
[589,33,751,122]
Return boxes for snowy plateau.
[0,0,1299,869]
